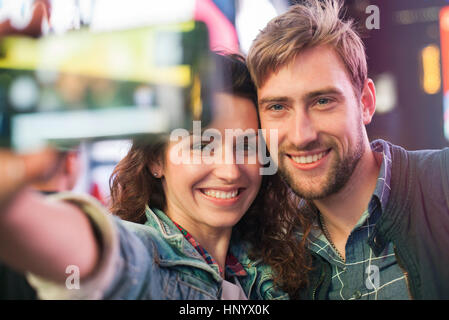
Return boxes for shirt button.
[352,290,362,299]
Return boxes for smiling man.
[247,0,449,299]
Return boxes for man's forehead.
[257,48,355,99]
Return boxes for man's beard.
[277,130,365,200]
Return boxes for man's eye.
[317,98,330,105]
[269,104,284,111]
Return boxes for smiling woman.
[106,52,269,298]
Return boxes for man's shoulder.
[383,140,449,173]
[404,146,449,162]
[385,141,449,207]
[387,140,448,159]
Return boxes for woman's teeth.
[202,189,239,199]
[291,151,327,164]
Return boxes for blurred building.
[344,0,449,150]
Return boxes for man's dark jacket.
[299,141,449,299]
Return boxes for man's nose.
[287,109,318,149]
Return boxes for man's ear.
[360,78,376,125]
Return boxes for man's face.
[258,45,372,199]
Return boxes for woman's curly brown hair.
[109,53,315,298]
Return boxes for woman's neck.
[164,206,232,276]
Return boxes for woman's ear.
[360,78,376,125]
[148,160,164,179]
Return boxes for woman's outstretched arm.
[0,150,100,283]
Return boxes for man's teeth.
[203,189,239,199]
[291,151,327,164]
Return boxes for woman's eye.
[191,142,210,150]
[245,142,257,152]
[237,143,254,151]
[235,141,257,156]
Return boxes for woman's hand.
[0,148,59,211]
[0,148,100,283]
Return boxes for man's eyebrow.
[258,96,291,106]
[303,87,344,100]
[258,87,344,106]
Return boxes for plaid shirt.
[307,140,410,299]
[171,220,247,280]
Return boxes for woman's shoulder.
[113,216,163,244]
[112,211,185,259]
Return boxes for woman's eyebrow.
[233,132,258,141]
[188,129,258,137]
[187,127,212,136]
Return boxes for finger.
[0,151,25,187]
[0,151,27,208]
[24,1,51,37]
[0,148,59,209]
[0,0,50,37]
[0,148,59,190]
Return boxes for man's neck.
[313,149,381,258]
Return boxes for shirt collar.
[308,139,393,240]
[370,139,392,213]
[171,219,247,279]
[334,140,392,229]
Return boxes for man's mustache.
[278,139,333,154]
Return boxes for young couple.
[1,0,449,300]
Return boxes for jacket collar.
[368,141,411,256]
[144,206,277,298]
[144,206,223,282]
[229,239,288,299]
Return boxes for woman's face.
[158,93,262,233]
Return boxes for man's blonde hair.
[247,0,367,96]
